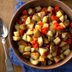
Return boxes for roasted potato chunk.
[30,58,39,65]
[63,49,70,56]
[31,52,39,60]
[53,37,61,45]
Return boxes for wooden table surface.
[0,0,72,72]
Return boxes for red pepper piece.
[16,20,23,24]
[56,25,64,30]
[66,39,72,44]
[38,21,43,26]
[70,22,72,28]
[31,37,37,45]
[41,27,48,34]
[22,10,28,15]
[46,45,49,48]
[50,10,53,15]
[30,15,33,19]
[33,43,38,48]
[69,33,72,38]
[44,51,48,57]
[54,22,59,29]
[19,29,24,36]
[55,5,59,12]
[51,15,59,21]
[56,48,60,56]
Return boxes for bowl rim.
[9,0,72,69]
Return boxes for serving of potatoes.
[12,5,72,66]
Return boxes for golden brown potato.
[30,58,39,65]
[31,52,39,60]
[54,56,61,63]
[39,56,45,62]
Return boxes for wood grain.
[0,0,72,72]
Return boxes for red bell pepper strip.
[66,39,72,45]
[22,10,28,15]
[70,22,72,28]
[38,21,43,27]
[44,51,48,57]
[41,27,48,34]
[55,5,59,12]
[51,15,59,21]
[19,29,24,36]
[54,22,64,30]
[33,43,39,48]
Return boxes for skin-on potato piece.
[59,15,64,22]
[64,20,70,27]
[23,52,30,58]
[39,48,47,56]
[28,8,34,15]
[41,60,46,66]
[22,33,27,41]
[47,30,53,37]
[47,6,53,12]
[19,45,25,53]
[64,15,67,20]
[47,54,53,60]
[35,6,41,12]
[31,48,39,52]
[43,23,49,28]
[39,56,45,62]
[31,48,35,52]
[30,58,39,65]
[53,37,61,45]
[35,24,41,30]
[33,29,40,37]
[38,36,43,47]
[15,24,20,31]
[13,36,20,41]
[39,56,46,66]
[24,46,31,52]
[60,41,67,47]
[56,10,62,17]
[26,29,33,35]
[26,17,31,25]
[48,36,54,42]
[42,16,48,23]
[31,52,39,60]
[49,22,56,34]
[49,43,55,53]
[23,52,30,55]
[62,32,68,40]
[44,38,49,44]
[52,51,57,57]
[32,14,41,21]
[62,44,69,51]
[14,31,20,37]
[63,48,70,56]
[59,22,65,28]
[19,24,27,30]
[62,32,68,38]
[26,35,32,42]
[27,23,34,29]
[18,40,27,46]
[54,56,61,63]
[60,54,64,60]
[48,60,52,65]
[37,11,45,18]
